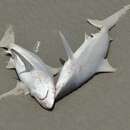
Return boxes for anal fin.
[97,59,116,73]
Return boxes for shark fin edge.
[59,31,73,59]
[87,19,103,29]
[0,25,15,48]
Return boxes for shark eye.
[90,34,94,37]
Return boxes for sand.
[0,0,130,130]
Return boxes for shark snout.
[34,87,55,110]
[39,93,55,110]
[44,98,55,110]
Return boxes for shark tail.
[0,25,15,49]
[87,4,130,31]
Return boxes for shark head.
[29,71,55,110]
[31,82,55,110]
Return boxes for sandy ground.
[0,0,130,130]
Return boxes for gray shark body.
[0,27,59,109]
[56,5,130,99]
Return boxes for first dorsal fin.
[85,32,89,40]
[59,31,73,59]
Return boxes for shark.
[0,26,60,109]
[55,5,130,99]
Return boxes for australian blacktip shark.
[56,5,130,99]
[0,26,60,109]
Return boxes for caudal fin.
[87,4,130,30]
[0,25,15,48]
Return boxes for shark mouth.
[38,90,49,101]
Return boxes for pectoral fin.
[11,49,34,74]
[0,81,29,100]
[97,59,116,73]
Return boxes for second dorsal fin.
[59,31,73,59]
[85,32,89,40]
[33,40,41,53]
